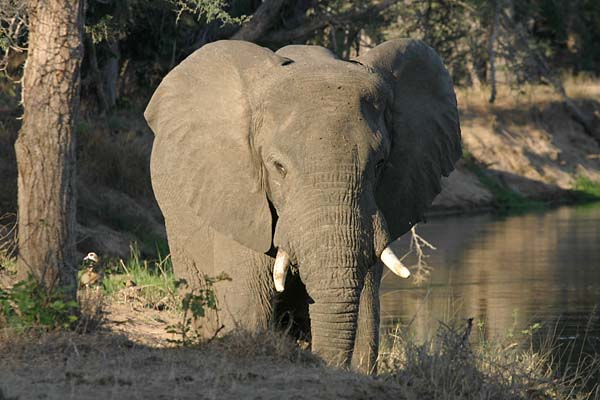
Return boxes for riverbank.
[2,79,600,259]
[432,78,600,214]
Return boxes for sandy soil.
[0,297,405,400]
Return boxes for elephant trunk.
[294,205,372,366]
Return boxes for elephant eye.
[273,160,287,177]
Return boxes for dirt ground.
[0,298,405,400]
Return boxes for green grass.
[574,176,600,201]
[101,243,178,310]
[462,153,545,211]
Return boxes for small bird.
[79,267,101,288]
[79,252,103,289]
[83,252,99,266]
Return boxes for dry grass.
[2,281,598,400]
[456,76,600,115]
[563,74,600,101]
[76,112,154,201]
[379,320,600,400]
[0,325,401,400]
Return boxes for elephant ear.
[357,39,461,238]
[145,40,285,253]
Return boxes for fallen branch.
[402,225,436,285]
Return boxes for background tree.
[13,0,84,295]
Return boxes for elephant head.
[145,39,461,366]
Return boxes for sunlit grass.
[456,76,600,114]
[574,176,600,201]
[101,243,178,310]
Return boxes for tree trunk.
[231,0,288,42]
[101,40,120,108]
[488,0,499,103]
[14,0,84,296]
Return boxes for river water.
[380,203,600,358]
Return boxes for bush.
[0,276,78,332]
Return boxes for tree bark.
[231,0,288,42]
[86,35,109,112]
[488,0,499,103]
[14,0,84,296]
[101,40,120,108]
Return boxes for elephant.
[144,38,461,372]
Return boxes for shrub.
[0,276,78,331]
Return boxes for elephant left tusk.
[380,247,411,278]
[273,249,290,292]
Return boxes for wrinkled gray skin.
[145,39,461,372]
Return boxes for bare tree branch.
[399,225,436,285]
[262,0,398,45]
[231,0,288,42]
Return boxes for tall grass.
[379,320,600,399]
[101,243,178,310]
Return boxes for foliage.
[85,14,120,44]
[0,276,78,332]
[1,222,99,333]
[171,0,248,25]
[390,0,488,85]
[3,0,600,109]
[166,272,231,346]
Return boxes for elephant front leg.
[352,262,383,374]
[212,232,276,333]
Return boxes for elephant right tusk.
[273,249,290,292]
[380,247,411,278]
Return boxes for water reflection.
[380,203,600,355]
